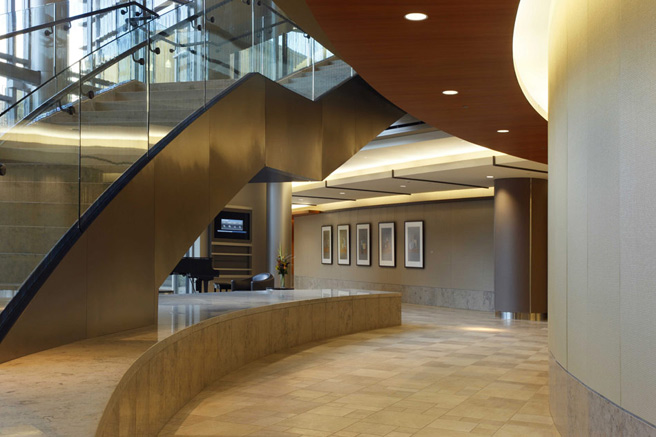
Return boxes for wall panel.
[618,0,656,421]
[294,199,494,310]
[550,0,656,427]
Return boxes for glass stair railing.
[0,0,355,312]
[0,0,166,116]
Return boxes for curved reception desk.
[0,289,401,437]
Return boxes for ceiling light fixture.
[405,12,427,21]
[442,90,458,95]
[487,176,494,179]
[400,185,407,188]
[497,129,510,133]
[339,192,346,195]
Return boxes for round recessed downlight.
[339,192,346,195]
[497,129,510,133]
[400,185,407,188]
[405,12,428,21]
[442,90,458,95]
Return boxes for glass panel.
[80,31,148,215]
[0,70,80,301]
[204,0,251,103]
[0,2,55,35]
[309,42,353,99]
[148,2,206,148]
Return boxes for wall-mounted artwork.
[378,222,395,267]
[337,224,350,265]
[404,220,424,268]
[321,225,332,264]
[356,223,371,266]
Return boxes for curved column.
[549,0,656,433]
[493,178,547,320]
[267,182,292,287]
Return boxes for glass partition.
[0,0,355,310]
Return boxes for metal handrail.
[0,1,159,41]
[0,0,306,124]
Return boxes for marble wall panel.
[550,355,656,436]
[295,276,494,312]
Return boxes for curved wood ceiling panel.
[304,0,548,163]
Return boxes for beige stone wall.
[294,199,494,297]
[549,0,656,426]
[96,293,401,436]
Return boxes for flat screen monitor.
[214,210,251,241]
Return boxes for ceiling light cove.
[442,90,458,95]
[497,129,510,134]
[404,12,427,21]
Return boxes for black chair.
[231,272,275,291]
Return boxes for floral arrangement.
[276,245,292,277]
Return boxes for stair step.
[0,225,68,254]
[149,79,235,92]
[88,100,201,112]
[114,89,223,102]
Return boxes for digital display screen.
[214,210,251,241]
[221,219,244,232]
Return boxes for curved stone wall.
[549,0,656,431]
[95,293,401,436]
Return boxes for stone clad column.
[494,178,547,320]
[266,182,292,287]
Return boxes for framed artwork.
[378,222,395,267]
[404,220,424,268]
[321,225,332,264]
[337,224,350,265]
[356,223,371,266]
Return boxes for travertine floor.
[160,304,558,437]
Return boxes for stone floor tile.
[159,305,555,437]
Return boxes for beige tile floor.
[159,304,559,437]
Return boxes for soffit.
[302,0,548,163]
[292,150,547,208]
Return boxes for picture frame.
[356,223,371,266]
[337,224,350,265]
[404,220,424,268]
[321,225,332,264]
[378,222,395,267]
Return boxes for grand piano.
[171,257,220,293]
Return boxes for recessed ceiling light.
[400,185,407,188]
[497,129,510,133]
[487,176,494,179]
[339,192,346,195]
[405,12,427,21]
[442,90,458,95]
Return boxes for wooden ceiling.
[303,0,547,163]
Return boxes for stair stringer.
[0,73,403,363]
